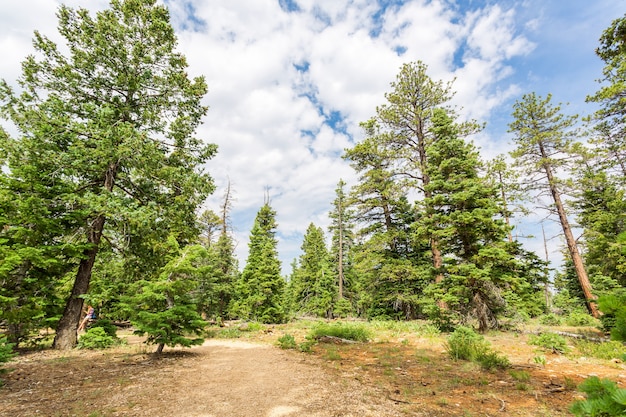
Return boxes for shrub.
[598,294,626,341]
[309,322,371,342]
[77,327,122,350]
[538,313,563,326]
[565,311,599,327]
[298,339,316,353]
[445,326,509,370]
[277,334,297,350]
[575,340,626,360]
[570,376,626,416]
[0,336,16,385]
[90,319,118,338]
[528,332,569,354]
[445,326,489,361]
[476,350,510,371]
[509,370,531,382]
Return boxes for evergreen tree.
[124,236,208,354]
[344,121,431,319]
[328,180,356,315]
[509,93,599,317]
[288,223,335,318]
[232,203,285,323]
[0,0,216,349]
[587,13,626,164]
[418,109,536,331]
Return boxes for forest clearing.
[1,320,625,417]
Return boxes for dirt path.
[1,339,404,417]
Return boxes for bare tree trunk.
[338,192,344,300]
[498,170,513,243]
[540,144,599,318]
[541,223,551,311]
[53,162,117,350]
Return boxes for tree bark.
[53,162,117,350]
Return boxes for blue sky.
[0,0,623,274]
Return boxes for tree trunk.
[53,162,117,350]
[540,144,599,318]
[52,238,101,350]
[338,193,344,300]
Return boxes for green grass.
[309,322,371,342]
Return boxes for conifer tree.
[0,0,216,349]
[419,109,535,331]
[125,236,208,354]
[232,203,285,323]
[328,180,356,315]
[288,223,335,318]
[509,93,599,317]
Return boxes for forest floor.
[0,321,625,417]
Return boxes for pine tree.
[509,93,599,317]
[344,120,431,319]
[419,109,532,331]
[288,223,335,318]
[0,0,216,349]
[328,180,356,315]
[232,203,285,323]
[125,236,208,354]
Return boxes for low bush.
[570,376,626,416]
[445,326,509,371]
[77,327,123,350]
[277,334,297,350]
[538,313,563,326]
[446,326,489,361]
[565,311,599,327]
[528,332,569,354]
[309,322,371,342]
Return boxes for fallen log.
[524,330,610,343]
[314,335,359,344]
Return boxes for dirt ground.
[0,335,402,417]
[1,324,625,417]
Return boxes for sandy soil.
[1,324,625,417]
[0,338,404,417]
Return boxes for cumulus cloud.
[2,0,617,274]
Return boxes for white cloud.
[3,0,614,275]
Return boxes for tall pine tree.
[232,202,285,323]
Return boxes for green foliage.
[77,327,122,350]
[566,311,600,327]
[0,0,217,349]
[509,370,531,382]
[309,322,371,342]
[333,298,353,318]
[0,336,15,386]
[528,333,570,354]
[445,326,490,361]
[369,320,441,337]
[277,334,297,349]
[90,319,118,338]
[570,376,626,416]
[575,340,626,360]
[125,239,208,353]
[287,223,336,318]
[445,326,509,370]
[475,350,510,371]
[0,335,16,367]
[232,203,285,324]
[598,293,626,341]
[539,313,563,326]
